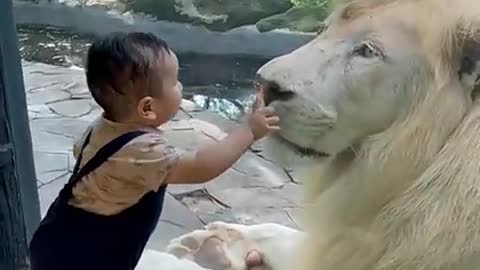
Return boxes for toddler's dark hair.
[86,32,170,118]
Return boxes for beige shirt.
[69,116,179,215]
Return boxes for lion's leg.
[291,227,384,270]
[136,248,208,270]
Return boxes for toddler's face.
[137,50,182,127]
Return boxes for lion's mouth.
[274,134,330,158]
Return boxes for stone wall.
[14,0,318,58]
[125,0,293,32]
[19,0,329,32]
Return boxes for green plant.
[290,0,327,7]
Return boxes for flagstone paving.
[23,61,303,251]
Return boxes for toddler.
[29,32,278,270]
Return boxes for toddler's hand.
[247,86,280,140]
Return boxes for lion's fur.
[260,0,480,270]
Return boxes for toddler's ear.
[137,96,157,120]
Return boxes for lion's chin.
[263,135,330,169]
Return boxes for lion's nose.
[255,75,295,106]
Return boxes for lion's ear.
[459,38,480,98]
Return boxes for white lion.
[138,0,480,269]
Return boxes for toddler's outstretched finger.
[268,125,281,131]
[266,116,280,126]
[252,84,265,112]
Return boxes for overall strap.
[72,128,93,176]
[68,130,148,188]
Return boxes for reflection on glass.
[192,94,255,122]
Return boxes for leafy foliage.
[290,0,328,7]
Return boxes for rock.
[180,99,202,113]
[256,5,329,33]
[122,0,181,23]
[123,0,292,32]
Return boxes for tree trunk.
[0,0,41,269]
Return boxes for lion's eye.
[353,42,382,58]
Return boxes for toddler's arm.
[165,90,279,184]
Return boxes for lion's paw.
[167,230,215,257]
[166,223,257,270]
[166,229,237,270]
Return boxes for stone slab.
[207,186,294,209]
[167,184,206,196]
[232,151,291,188]
[28,104,60,120]
[146,193,204,250]
[180,99,202,113]
[48,98,93,117]
[161,128,216,153]
[230,207,297,228]
[274,183,303,205]
[30,117,91,140]
[285,207,304,229]
[179,195,238,225]
[190,110,238,133]
[172,109,192,121]
[27,88,71,105]
[37,173,70,216]
[34,151,70,183]
[30,127,74,153]
[22,61,86,93]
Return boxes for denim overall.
[29,129,167,270]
